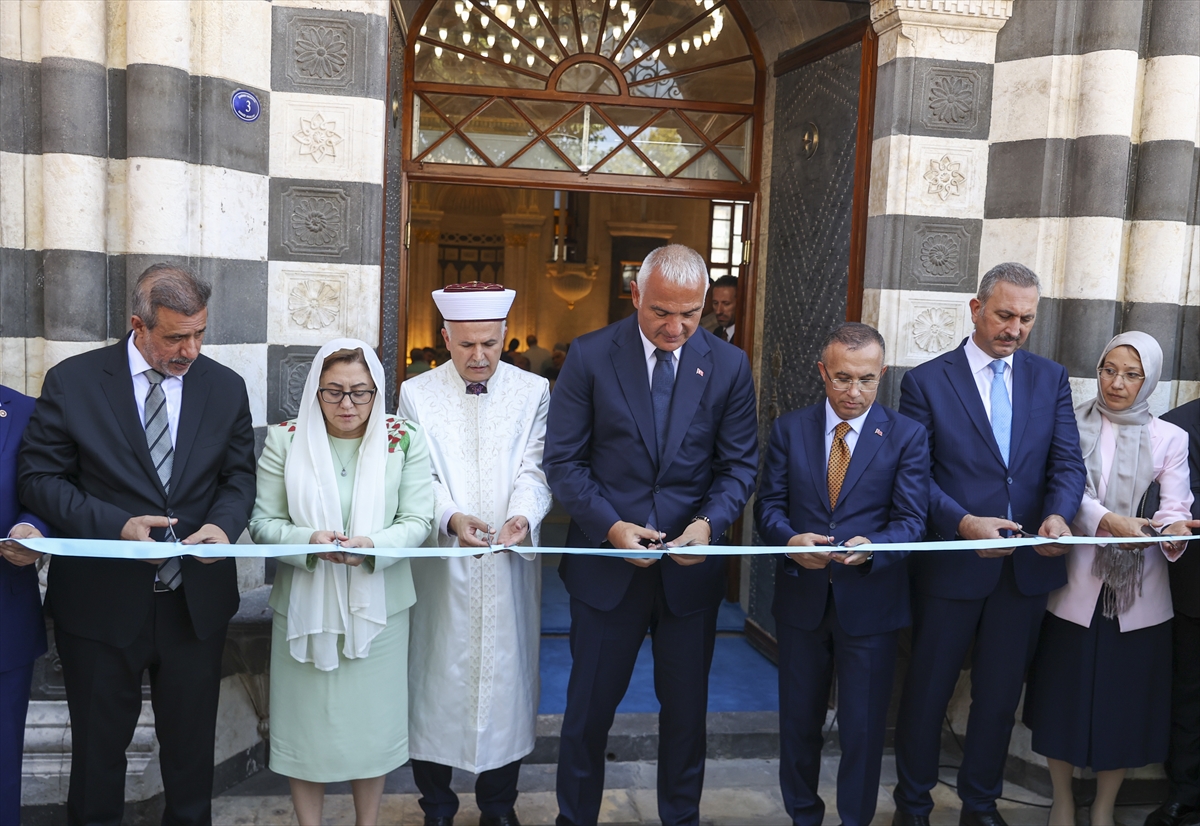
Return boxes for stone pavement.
[211,753,1163,825]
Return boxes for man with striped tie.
[891,263,1086,826]
[18,264,257,826]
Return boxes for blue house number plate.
[231,90,261,123]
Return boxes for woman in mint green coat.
[250,338,433,826]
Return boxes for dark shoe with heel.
[960,811,1008,826]
[425,818,454,826]
[892,813,931,826]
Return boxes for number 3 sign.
[231,90,261,123]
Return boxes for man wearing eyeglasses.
[891,262,1086,826]
[398,282,552,826]
[17,264,257,826]
[755,322,928,826]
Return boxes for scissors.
[164,509,180,544]
[333,537,365,564]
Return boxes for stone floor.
[212,754,1163,825]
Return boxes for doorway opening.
[401,180,752,378]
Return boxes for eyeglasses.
[828,377,880,391]
[1097,367,1144,384]
[318,387,378,405]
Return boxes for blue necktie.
[651,348,675,463]
[990,360,1011,466]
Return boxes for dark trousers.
[556,565,719,826]
[411,759,522,818]
[777,590,898,826]
[55,588,227,826]
[1,661,35,826]
[893,558,1046,815]
[1167,613,1200,805]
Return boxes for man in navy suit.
[892,263,1086,826]
[756,322,928,826]
[0,385,50,826]
[545,244,758,826]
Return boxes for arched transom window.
[408,0,761,191]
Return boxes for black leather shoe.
[960,811,1008,826]
[1147,802,1200,826]
[424,818,454,826]
[1178,811,1200,826]
[479,813,521,826]
[892,813,931,826]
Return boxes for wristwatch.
[690,515,711,528]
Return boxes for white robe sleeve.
[399,379,466,541]
[505,381,553,555]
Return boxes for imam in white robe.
[398,360,553,772]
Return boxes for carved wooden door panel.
[745,32,870,652]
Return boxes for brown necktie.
[828,421,851,509]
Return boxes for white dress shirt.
[637,325,679,387]
[128,334,183,448]
[824,399,871,472]
[963,335,1013,423]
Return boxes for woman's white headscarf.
[1075,330,1163,618]
[284,338,389,671]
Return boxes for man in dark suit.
[544,244,758,826]
[756,322,928,826]
[1148,398,1200,826]
[891,262,1086,826]
[0,384,50,826]
[18,264,257,826]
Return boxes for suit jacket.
[756,402,929,637]
[1162,398,1200,617]
[544,315,759,616]
[898,339,1086,599]
[18,335,257,647]
[0,386,50,673]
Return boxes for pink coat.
[1046,416,1194,632]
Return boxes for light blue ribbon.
[14,534,1197,561]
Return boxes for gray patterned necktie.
[144,369,181,590]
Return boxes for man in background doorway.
[523,335,552,375]
[407,348,431,377]
[710,275,737,342]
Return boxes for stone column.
[1125,0,1200,405]
[982,0,1198,410]
[863,0,1013,403]
[407,191,444,353]
[501,209,547,343]
[125,0,194,281]
[39,0,110,374]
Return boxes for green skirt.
[268,609,409,782]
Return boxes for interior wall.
[408,185,710,358]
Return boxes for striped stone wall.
[864,0,1013,405]
[0,0,391,438]
[984,0,1199,409]
[864,0,1200,414]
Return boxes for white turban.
[432,282,516,321]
